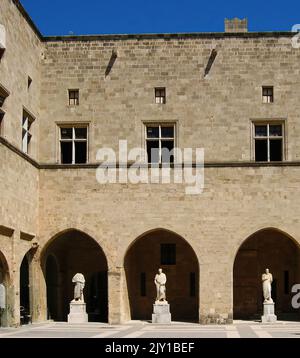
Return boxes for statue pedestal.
[68,301,88,323]
[152,302,171,324]
[261,302,277,323]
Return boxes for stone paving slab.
[1,321,300,338]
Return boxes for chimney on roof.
[225,18,248,33]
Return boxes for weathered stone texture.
[1,0,300,326]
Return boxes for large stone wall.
[38,165,300,323]
[40,34,300,163]
[0,0,42,160]
[1,0,300,326]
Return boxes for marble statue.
[72,273,85,302]
[154,268,167,303]
[262,268,273,303]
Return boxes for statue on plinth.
[154,268,167,304]
[262,268,273,303]
[72,273,85,302]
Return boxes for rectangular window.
[59,125,88,164]
[155,87,166,104]
[68,89,79,106]
[190,272,196,297]
[253,122,284,162]
[145,124,175,164]
[161,244,176,265]
[140,272,146,297]
[0,110,4,135]
[284,271,289,295]
[22,110,34,154]
[262,86,273,103]
[28,76,32,89]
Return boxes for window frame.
[145,123,176,164]
[155,87,166,104]
[58,124,89,164]
[252,120,285,162]
[262,86,274,104]
[22,110,35,155]
[68,89,79,106]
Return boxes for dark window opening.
[146,124,175,164]
[0,111,4,135]
[270,140,282,161]
[69,89,79,106]
[161,244,176,265]
[255,140,268,162]
[262,86,273,103]
[155,88,166,104]
[75,141,87,164]
[28,76,32,89]
[61,142,72,164]
[254,123,284,162]
[60,126,88,164]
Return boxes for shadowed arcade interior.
[125,229,199,322]
[42,230,108,322]
[233,228,300,320]
[0,251,8,327]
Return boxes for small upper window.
[262,86,273,103]
[155,87,166,104]
[28,76,32,89]
[69,89,79,106]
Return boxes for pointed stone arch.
[124,228,200,322]
[41,229,109,322]
[233,227,300,320]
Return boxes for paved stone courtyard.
[0,321,300,338]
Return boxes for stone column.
[199,262,233,324]
[9,270,20,327]
[30,248,47,323]
[108,267,123,324]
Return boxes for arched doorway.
[0,251,9,327]
[124,229,199,322]
[42,229,108,322]
[233,228,300,320]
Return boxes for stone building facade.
[1,0,300,326]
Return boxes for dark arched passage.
[42,229,108,322]
[0,251,9,327]
[233,228,300,320]
[20,253,31,325]
[124,229,199,322]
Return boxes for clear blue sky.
[21,0,300,36]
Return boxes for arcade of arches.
[1,227,300,326]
